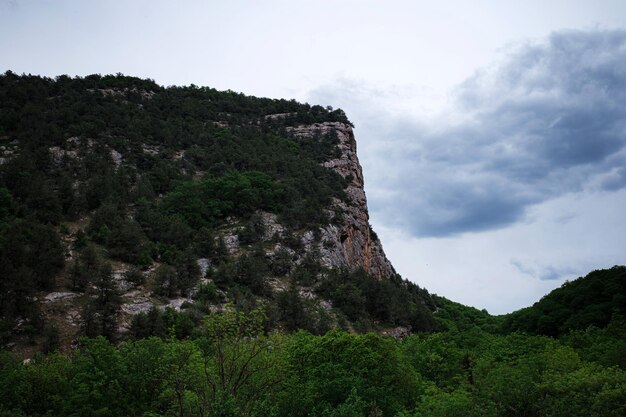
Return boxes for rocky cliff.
[287,122,395,279]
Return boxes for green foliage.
[130,307,196,340]
[200,306,286,416]
[162,171,276,229]
[0,218,64,341]
[280,330,423,417]
[213,250,271,297]
[502,266,626,336]
[82,262,121,341]
[317,268,436,332]
[433,295,502,333]
[124,267,145,287]
[153,264,179,298]
[2,307,626,417]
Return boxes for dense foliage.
[432,295,502,333]
[1,307,624,417]
[0,72,358,342]
[502,266,626,337]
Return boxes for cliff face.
[287,122,395,279]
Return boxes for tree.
[175,248,200,296]
[200,306,285,416]
[82,262,121,341]
[153,264,178,298]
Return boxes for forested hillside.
[1,72,625,417]
[0,72,434,353]
[502,266,626,336]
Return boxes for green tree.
[200,306,285,416]
[82,262,121,341]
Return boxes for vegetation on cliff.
[0,72,435,349]
[1,72,625,416]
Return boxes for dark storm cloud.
[312,30,626,237]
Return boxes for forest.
[1,296,625,417]
[0,73,625,416]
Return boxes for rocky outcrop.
[287,122,395,279]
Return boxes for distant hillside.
[502,266,626,336]
[432,295,502,333]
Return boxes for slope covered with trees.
[0,72,435,350]
[502,266,626,337]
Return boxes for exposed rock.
[121,302,154,315]
[49,146,78,163]
[141,144,160,155]
[87,88,155,100]
[65,136,94,147]
[223,233,240,255]
[112,269,133,292]
[299,288,317,300]
[162,297,193,311]
[269,279,288,293]
[265,243,295,257]
[65,309,82,326]
[300,230,316,252]
[263,112,297,120]
[110,149,123,167]
[382,326,412,340]
[197,258,211,277]
[260,212,284,240]
[44,292,80,303]
[287,122,395,279]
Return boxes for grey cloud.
[1,1,18,10]
[511,259,577,281]
[310,29,626,237]
[601,166,626,191]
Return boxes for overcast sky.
[2,0,625,313]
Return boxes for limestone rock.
[163,297,193,311]
[110,149,123,167]
[382,326,412,340]
[197,258,211,277]
[287,122,395,279]
[121,302,153,315]
[44,292,80,303]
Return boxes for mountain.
[0,72,435,352]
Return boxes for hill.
[0,72,435,353]
[502,266,626,336]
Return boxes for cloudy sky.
[2,0,625,313]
